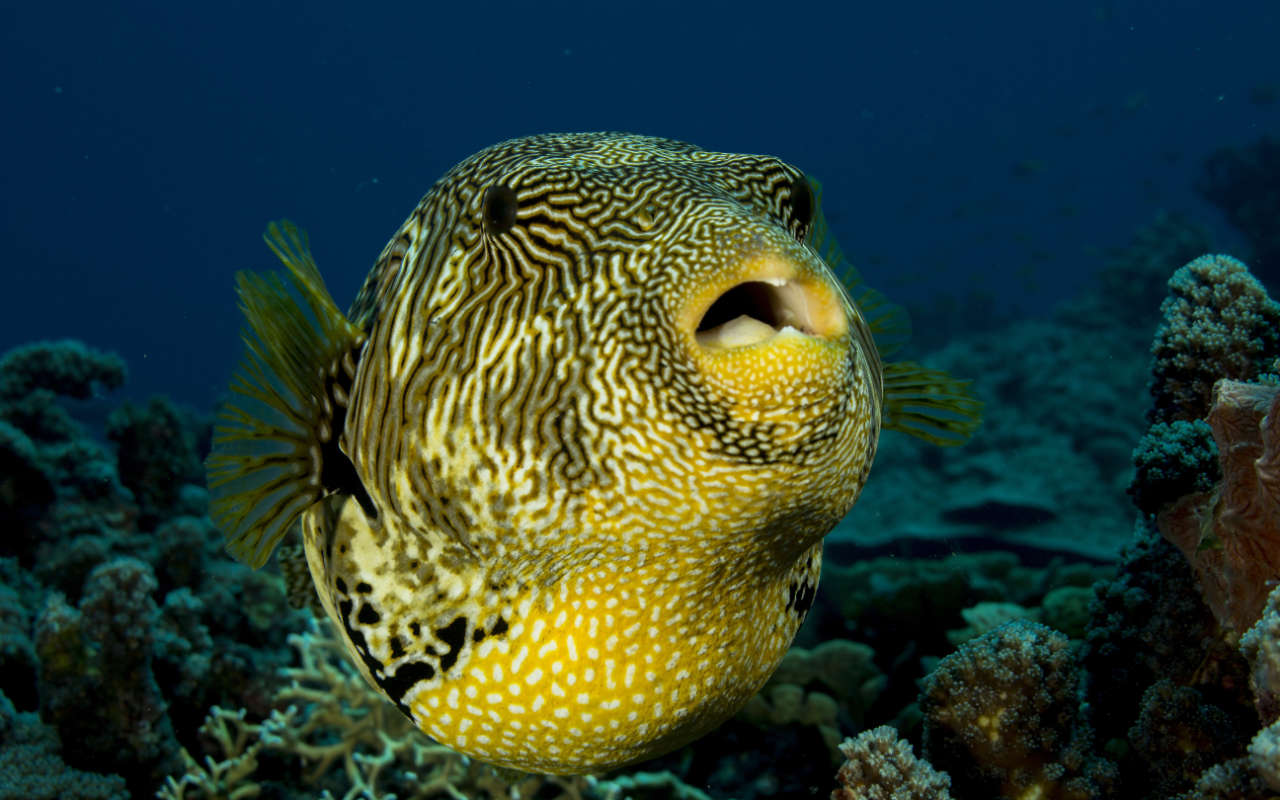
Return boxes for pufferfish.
[207,132,980,775]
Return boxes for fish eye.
[483,185,518,235]
[787,175,814,235]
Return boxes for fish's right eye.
[483,185,519,235]
[786,175,815,239]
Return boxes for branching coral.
[831,726,952,800]
[162,618,596,800]
[1156,380,1280,633]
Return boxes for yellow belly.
[302,497,813,774]
[406,562,796,773]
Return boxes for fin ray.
[206,221,364,568]
[882,361,983,446]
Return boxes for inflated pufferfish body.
[208,132,979,774]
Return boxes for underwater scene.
[3,1,1280,798]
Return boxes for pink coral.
[1157,380,1280,634]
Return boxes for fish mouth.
[694,277,845,349]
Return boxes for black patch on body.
[436,616,468,673]
[379,661,438,714]
[786,578,816,619]
[337,591,437,716]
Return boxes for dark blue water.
[2,0,1276,406]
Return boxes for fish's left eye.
[483,185,519,235]
[786,175,814,237]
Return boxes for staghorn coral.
[1148,254,1280,425]
[1156,380,1280,634]
[920,620,1116,800]
[831,725,952,800]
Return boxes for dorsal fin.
[806,179,911,356]
[206,222,370,568]
[881,361,983,446]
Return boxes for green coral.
[1149,254,1280,423]
[1130,419,1220,516]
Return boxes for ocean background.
[4,0,1275,406]
[3,1,1280,798]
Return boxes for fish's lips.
[685,255,849,351]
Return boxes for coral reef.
[0,341,308,796]
[106,396,205,527]
[1127,679,1247,795]
[35,557,180,791]
[740,639,886,760]
[920,620,1116,799]
[1156,380,1280,633]
[1058,211,1214,340]
[1129,419,1219,517]
[0,689,129,800]
[832,726,952,800]
[2,242,1279,797]
[1241,585,1280,726]
[1147,254,1280,425]
[835,318,1147,560]
[161,618,599,800]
